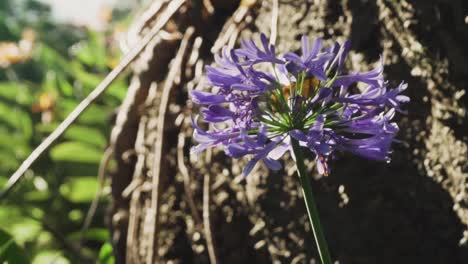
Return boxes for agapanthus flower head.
[191,33,409,176]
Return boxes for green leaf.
[57,99,108,126]
[68,228,109,242]
[71,62,102,90]
[0,127,31,156]
[0,151,20,171]
[98,243,115,264]
[50,142,102,164]
[10,219,42,245]
[35,43,69,73]
[63,125,107,148]
[0,229,29,264]
[106,79,128,102]
[24,190,51,202]
[0,102,33,140]
[37,123,106,148]
[56,74,73,97]
[0,176,7,187]
[0,82,32,106]
[59,176,99,203]
[33,251,70,264]
[74,30,107,71]
[79,105,108,126]
[41,71,58,93]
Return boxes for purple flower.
[201,105,235,123]
[283,36,334,81]
[235,33,284,65]
[191,33,409,176]
[333,57,384,87]
[191,90,227,105]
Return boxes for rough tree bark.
[107,0,468,263]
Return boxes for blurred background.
[1,0,467,263]
[0,0,139,262]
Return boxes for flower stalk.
[291,138,332,264]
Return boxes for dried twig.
[0,0,187,199]
[270,0,279,45]
[124,116,147,264]
[178,132,203,226]
[203,0,215,15]
[203,163,219,264]
[79,147,113,247]
[211,0,259,53]
[124,0,167,51]
[147,27,195,264]
[125,82,157,264]
[200,147,219,264]
[21,211,92,263]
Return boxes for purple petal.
[191,90,227,105]
[263,158,282,171]
[226,143,250,158]
[267,142,289,160]
[243,158,260,176]
[201,105,234,123]
[290,129,307,142]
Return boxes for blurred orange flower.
[32,92,56,124]
[0,28,36,68]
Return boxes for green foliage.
[0,229,29,264]
[60,176,100,203]
[51,142,103,164]
[33,251,70,264]
[69,228,110,242]
[38,124,107,148]
[98,243,115,264]
[0,0,132,262]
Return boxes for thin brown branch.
[21,211,92,263]
[79,147,114,247]
[203,0,215,14]
[125,83,156,263]
[270,0,279,45]
[211,0,259,53]
[178,132,203,227]
[203,148,218,264]
[147,26,195,264]
[125,116,147,264]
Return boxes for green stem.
[291,138,332,264]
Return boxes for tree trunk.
[108,0,468,263]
